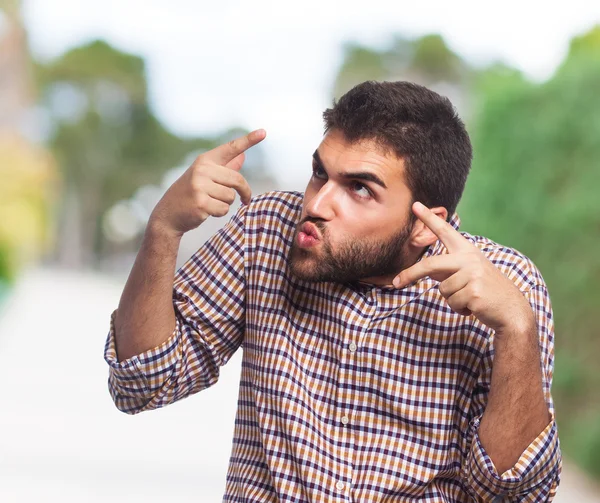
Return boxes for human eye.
[350,181,372,199]
[312,162,327,180]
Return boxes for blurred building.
[0,0,33,132]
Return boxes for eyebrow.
[312,150,388,189]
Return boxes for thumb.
[225,152,245,171]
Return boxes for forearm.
[114,220,183,361]
[478,319,552,474]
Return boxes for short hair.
[322,81,472,218]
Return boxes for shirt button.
[348,342,357,352]
[341,416,349,425]
[336,481,345,491]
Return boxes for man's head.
[288,80,472,285]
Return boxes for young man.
[105,81,561,502]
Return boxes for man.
[105,81,561,502]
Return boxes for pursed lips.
[300,221,322,241]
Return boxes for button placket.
[335,286,377,501]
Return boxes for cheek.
[340,205,404,240]
[336,196,379,226]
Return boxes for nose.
[305,182,336,221]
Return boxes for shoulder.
[460,232,546,292]
[244,190,303,233]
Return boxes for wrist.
[494,314,538,357]
[146,217,184,242]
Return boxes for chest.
[244,281,488,427]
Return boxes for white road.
[0,268,597,502]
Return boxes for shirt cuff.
[463,414,560,499]
[104,309,182,413]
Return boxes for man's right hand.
[149,129,267,237]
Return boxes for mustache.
[298,217,327,233]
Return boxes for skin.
[288,129,448,284]
[113,129,266,361]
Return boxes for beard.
[287,217,415,284]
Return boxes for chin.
[288,257,316,281]
[287,250,322,282]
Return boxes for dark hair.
[323,81,472,218]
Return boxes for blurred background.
[0,0,599,500]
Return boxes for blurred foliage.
[459,25,600,478]
[332,34,471,101]
[0,137,56,284]
[35,40,222,266]
[0,2,52,290]
[563,409,600,479]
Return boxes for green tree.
[332,34,471,102]
[36,40,217,267]
[459,26,600,479]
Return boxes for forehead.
[316,130,406,184]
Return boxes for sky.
[21,0,600,190]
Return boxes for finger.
[412,202,474,253]
[438,269,470,298]
[206,181,236,205]
[205,165,252,204]
[446,289,473,317]
[204,129,266,167]
[393,254,467,288]
[201,195,231,218]
[225,152,245,171]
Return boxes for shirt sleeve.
[462,284,562,501]
[104,204,248,414]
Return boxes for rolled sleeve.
[464,414,561,500]
[104,309,182,414]
[462,278,562,501]
[103,204,248,414]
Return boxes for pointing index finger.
[206,129,267,166]
[412,201,471,253]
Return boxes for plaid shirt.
[105,191,561,502]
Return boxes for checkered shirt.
[105,191,561,502]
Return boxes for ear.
[408,205,449,248]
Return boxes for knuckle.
[191,177,207,192]
[195,192,208,209]
[196,209,208,221]
[226,188,236,203]
[469,264,482,280]
[215,203,229,217]
[231,171,245,186]
[469,283,482,299]
[193,158,208,172]
[438,282,448,297]
[227,139,238,153]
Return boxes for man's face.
[288,129,416,285]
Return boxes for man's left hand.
[393,202,535,335]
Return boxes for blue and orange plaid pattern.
[105,191,561,502]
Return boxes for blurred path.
[0,268,597,502]
[0,267,243,502]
